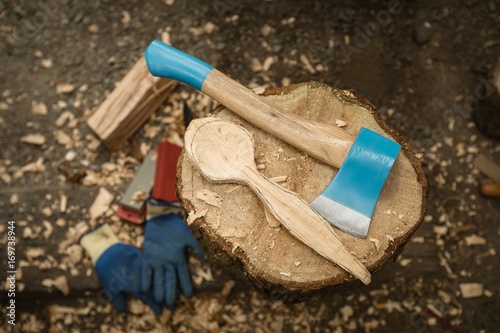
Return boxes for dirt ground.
[0,0,499,332]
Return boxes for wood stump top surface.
[178,82,428,292]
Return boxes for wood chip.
[41,275,70,296]
[335,119,347,127]
[196,189,223,207]
[132,190,148,203]
[55,111,75,127]
[54,129,73,147]
[42,220,53,239]
[32,101,48,115]
[464,234,486,246]
[88,24,99,34]
[20,133,46,145]
[300,54,316,74]
[369,238,382,252]
[399,258,412,267]
[460,283,483,298]
[56,82,76,94]
[187,208,209,225]
[0,166,11,184]
[14,158,45,178]
[89,187,114,223]
[121,10,131,25]
[41,58,53,69]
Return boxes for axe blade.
[311,127,401,238]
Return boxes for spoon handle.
[242,168,371,285]
[145,40,353,169]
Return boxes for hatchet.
[145,40,401,238]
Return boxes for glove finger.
[141,262,153,293]
[135,292,163,315]
[177,261,193,298]
[108,292,127,313]
[153,268,164,303]
[165,265,177,308]
[187,237,206,260]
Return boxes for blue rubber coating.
[319,127,401,218]
[145,40,213,90]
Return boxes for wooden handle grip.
[203,70,354,169]
[243,168,371,284]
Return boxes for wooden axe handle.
[203,70,355,169]
[146,40,354,169]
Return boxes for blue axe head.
[310,127,401,238]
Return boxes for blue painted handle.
[145,40,213,90]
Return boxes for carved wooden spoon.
[184,117,371,285]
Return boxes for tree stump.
[178,82,428,294]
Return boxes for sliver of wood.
[87,56,178,150]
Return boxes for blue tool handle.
[145,40,213,90]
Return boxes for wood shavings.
[21,134,45,146]
[187,208,209,225]
[10,193,19,204]
[60,192,68,213]
[459,283,483,298]
[54,129,73,147]
[220,227,247,238]
[26,247,45,261]
[40,58,53,69]
[269,176,288,183]
[398,258,412,267]
[23,226,42,239]
[300,54,316,74]
[411,236,425,243]
[335,119,347,127]
[433,226,448,236]
[32,101,48,115]
[42,220,53,239]
[369,238,381,252]
[87,24,99,34]
[56,82,76,94]
[14,158,45,178]
[41,275,70,295]
[55,111,75,127]
[41,206,52,216]
[196,189,223,207]
[143,124,160,139]
[56,218,66,227]
[66,244,83,265]
[251,57,262,72]
[339,305,353,321]
[0,165,11,184]
[193,266,214,284]
[132,190,148,203]
[89,187,114,223]
[464,234,486,246]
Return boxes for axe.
[145,40,400,238]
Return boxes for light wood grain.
[184,117,371,284]
[87,56,178,150]
[202,70,354,169]
[178,82,428,293]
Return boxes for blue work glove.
[80,223,162,315]
[141,203,204,308]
